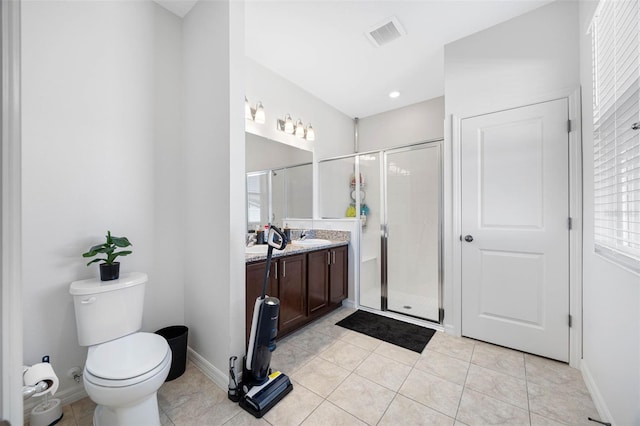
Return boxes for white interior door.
[461,99,570,362]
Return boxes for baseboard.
[580,359,614,425]
[342,299,355,309]
[23,384,87,421]
[187,347,228,392]
[444,323,456,336]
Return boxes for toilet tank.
[70,272,148,346]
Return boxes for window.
[591,0,640,270]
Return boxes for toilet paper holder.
[21,371,49,400]
[22,355,54,400]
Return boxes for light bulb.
[305,124,315,141]
[284,115,294,134]
[245,97,253,120]
[254,102,265,124]
[295,119,305,137]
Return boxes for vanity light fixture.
[253,102,265,124]
[305,124,315,141]
[245,97,252,120]
[294,119,305,138]
[277,115,316,140]
[245,97,265,124]
[284,114,294,134]
[276,114,295,134]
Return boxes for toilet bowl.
[70,272,172,426]
[83,332,171,425]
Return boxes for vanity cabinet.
[329,245,348,304]
[307,246,348,317]
[277,254,307,336]
[307,250,330,316]
[245,244,348,342]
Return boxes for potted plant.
[82,231,132,281]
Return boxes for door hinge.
[568,217,573,230]
[568,314,573,328]
[567,119,572,133]
[439,308,445,323]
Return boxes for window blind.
[592,0,640,268]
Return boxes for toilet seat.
[85,332,171,388]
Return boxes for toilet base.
[93,392,161,426]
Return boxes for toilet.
[70,272,171,426]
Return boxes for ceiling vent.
[365,16,406,48]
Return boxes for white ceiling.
[245,0,554,118]
[156,0,555,119]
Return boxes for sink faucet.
[246,233,256,247]
[299,230,309,240]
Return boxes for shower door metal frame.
[381,140,444,323]
[317,139,444,324]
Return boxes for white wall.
[358,97,444,152]
[443,0,579,337]
[150,2,185,336]
[21,0,184,401]
[444,1,579,118]
[246,58,354,161]
[182,0,246,384]
[578,2,640,424]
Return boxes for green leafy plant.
[82,230,133,266]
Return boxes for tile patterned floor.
[53,307,599,425]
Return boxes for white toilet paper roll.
[23,363,59,397]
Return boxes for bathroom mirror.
[246,132,313,231]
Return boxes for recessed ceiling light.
[389,91,400,98]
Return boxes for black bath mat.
[336,310,435,353]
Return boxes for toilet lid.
[86,332,169,380]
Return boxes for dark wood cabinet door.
[278,253,307,336]
[307,249,329,316]
[329,245,348,304]
[246,260,278,344]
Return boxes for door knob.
[464,235,474,242]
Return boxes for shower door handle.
[464,235,474,243]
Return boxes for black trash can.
[155,325,188,381]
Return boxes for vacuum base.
[239,373,293,418]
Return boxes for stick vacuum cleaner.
[228,225,293,418]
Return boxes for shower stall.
[319,140,442,323]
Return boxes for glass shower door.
[384,143,441,322]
